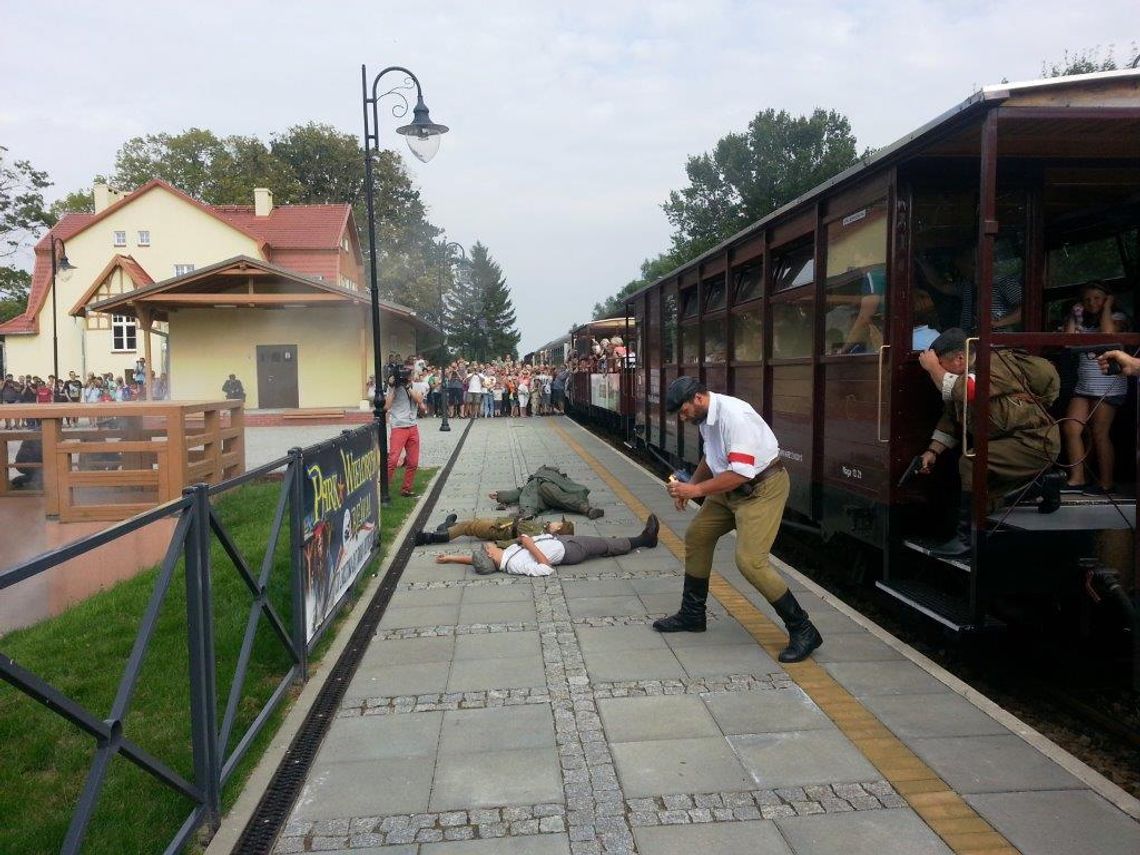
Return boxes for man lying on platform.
[433,515,659,576]
[414,513,576,546]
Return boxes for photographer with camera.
[385,356,425,498]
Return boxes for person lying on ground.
[434,515,659,576]
[415,513,575,546]
[489,464,605,519]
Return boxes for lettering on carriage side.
[842,208,868,226]
[778,449,804,463]
[841,465,864,480]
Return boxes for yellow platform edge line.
[550,420,1020,855]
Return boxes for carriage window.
[1046,229,1137,329]
[662,286,677,363]
[680,287,699,319]
[911,185,976,347]
[824,201,888,354]
[771,290,814,359]
[773,243,814,292]
[734,263,761,303]
[681,324,699,364]
[702,318,726,363]
[703,276,726,311]
[732,306,763,361]
[647,290,662,364]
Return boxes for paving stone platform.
[272,416,1140,855]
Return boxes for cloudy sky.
[2,1,1135,353]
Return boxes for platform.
[224,416,1140,855]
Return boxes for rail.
[0,422,381,853]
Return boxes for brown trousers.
[683,468,790,602]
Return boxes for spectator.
[222,373,246,401]
[466,365,484,418]
[518,373,531,417]
[386,357,424,497]
[2,374,20,429]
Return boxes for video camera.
[386,359,412,387]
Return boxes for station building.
[0,180,437,408]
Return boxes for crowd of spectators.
[1,359,167,430]
[567,335,632,375]
[367,354,572,420]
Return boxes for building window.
[174,263,195,276]
[113,230,127,247]
[112,315,138,352]
[137,230,150,246]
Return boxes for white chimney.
[92,182,125,213]
[254,187,274,217]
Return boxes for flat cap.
[930,328,967,357]
[666,376,703,413]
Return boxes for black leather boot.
[928,493,972,557]
[435,513,458,532]
[629,514,659,550]
[652,574,708,633]
[771,590,823,663]
[414,530,450,546]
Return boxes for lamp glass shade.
[396,95,448,163]
[404,133,442,163]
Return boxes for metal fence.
[0,423,379,854]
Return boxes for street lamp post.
[437,239,466,433]
[48,237,75,383]
[361,64,448,505]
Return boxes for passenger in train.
[836,266,886,354]
[911,289,941,350]
[434,516,659,577]
[654,376,823,664]
[1060,282,1128,494]
[916,328,1061,555]
[1098,349,1140,378]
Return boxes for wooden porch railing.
[1,401,244,522]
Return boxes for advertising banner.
[301,426,380,644]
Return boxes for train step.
[876,578,1004,633]
[902,539,972,573]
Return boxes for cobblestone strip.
[373,621,537,640]
[273,803,569,851]
[592,673,793,698]
[572,612,723,628]
[536,576,637,855]
[400,569,681,591]
[623,781,908,826]
[339,687,552,717]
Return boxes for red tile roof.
[1,181,355,336]
[67,254,155,317]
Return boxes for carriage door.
[818,197,892,548]
[256,344,299,409]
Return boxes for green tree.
[49,188,95,218]
[662,108,861,261]
[1041,43,1138,77]
[271,123,363,205]
[592,252,681,318]
[0,267,31,323]
[446,242,519,361]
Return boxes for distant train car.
[564,317,636,433]
[525,333,571,367]
[617,71,1140,651]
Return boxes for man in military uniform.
[490,464,605,519]
[917,327,1061,555]
[655,377,822,664]
[415,513,576,546]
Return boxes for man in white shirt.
[434,516,659,577]
[465,368,484,419]
[656,376,822,663]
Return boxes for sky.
[2,1,1136,354]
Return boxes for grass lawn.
[0,467,435,854]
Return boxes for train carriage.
[618,70,1140,658]
[564,317,637,433]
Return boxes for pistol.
[1067,343,1124,375]
[897,454,925,488]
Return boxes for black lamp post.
[436,239,466,433]
[361,64,448,504]
[49,237,76,383]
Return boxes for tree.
[592,252,681,318]
[445,242,520,361]
[49,188,95,218]
[1,146,54,259]
[1041,43,1138,77]
[0,267,31,323]
[662,108,861,261]
[271,123,364,205]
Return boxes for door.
[256,345,298,409]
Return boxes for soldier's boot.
[571,500,604,519]
[771,590,823,663]
[435,513,458,532]
[414,530,450,546]
[928,493,972,557]
[629,514,659,549]
[652,574,708,633]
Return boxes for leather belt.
[734,459,785,497]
